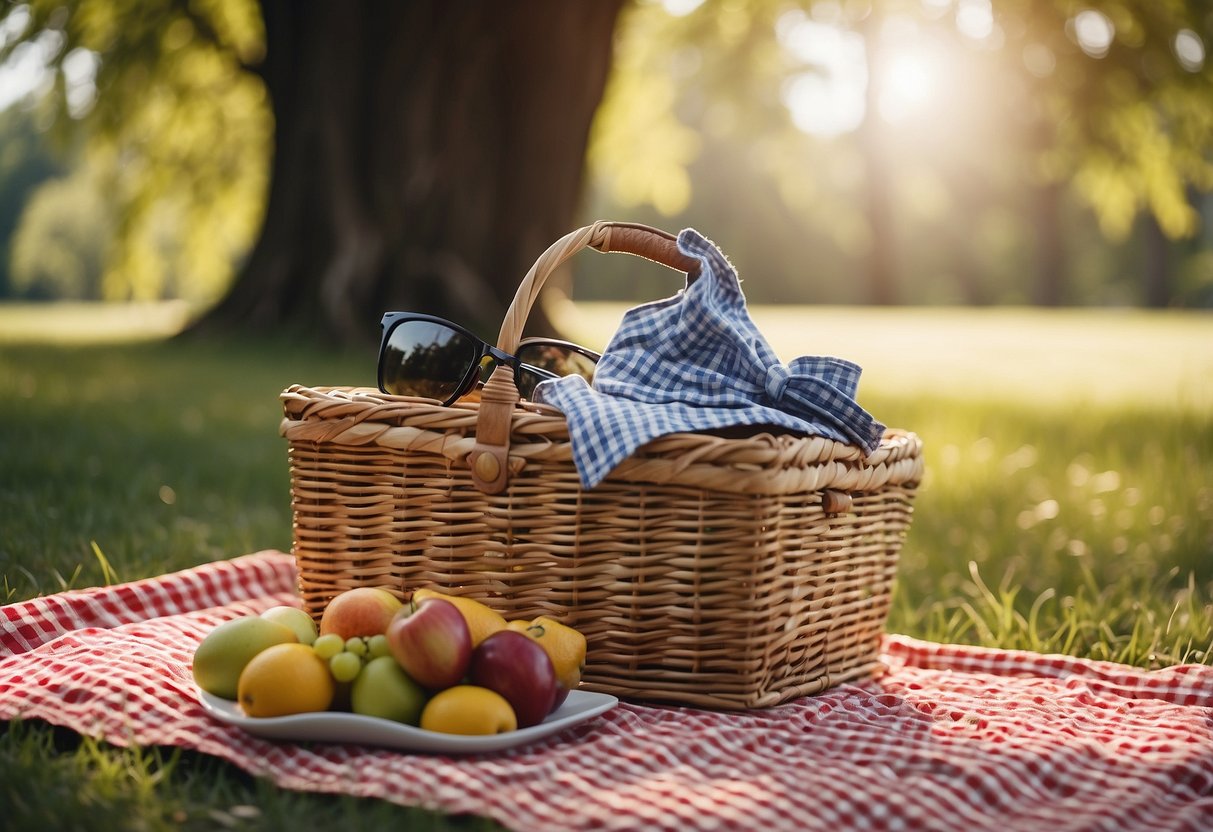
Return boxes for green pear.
[351,656,428,725]
[192,616,298,700]
[260,605,319,645]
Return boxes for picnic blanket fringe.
[2,552,1210,832]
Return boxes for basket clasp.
[469,364,519,494]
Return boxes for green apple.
[350,656,427,725]
[260,605,319,645]
[192,616,298,700]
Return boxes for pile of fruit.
[192,587,587,736]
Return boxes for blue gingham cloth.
[534,228,886,489]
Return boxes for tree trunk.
[1142,213,1171,308]
[857,12,897,306]
[193,0,624,345]
[1031,180,1066,306]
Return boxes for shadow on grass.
[0,719,504,832]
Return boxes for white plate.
[198,689,618,754]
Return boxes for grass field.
[1,301,1211,830]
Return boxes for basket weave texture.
[282,221,922,709]
[281,385,922,710]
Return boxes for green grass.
[1,301,1211,829]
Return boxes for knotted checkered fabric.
[536,228,885,488]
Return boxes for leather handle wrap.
[495,221,699,354]
[471,221,698,494]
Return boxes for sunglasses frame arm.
[517,337,603,364]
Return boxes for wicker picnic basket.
[280,221,923,710]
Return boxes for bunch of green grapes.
[312,633,392,682]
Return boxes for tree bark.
[193,0,624,345]
[1031,180,1066,306]
[1142,213,1171,308]
[857,12,897,306]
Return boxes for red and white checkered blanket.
[2,551,1210,831]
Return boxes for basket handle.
[495,220,701,353]
[470,221,699,494]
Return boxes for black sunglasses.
[377,312,601,406]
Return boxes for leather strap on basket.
[470,221,700,494]
[467,364,519,494]
[495,221,700,353]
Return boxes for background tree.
[1,0,624,343]
[0,101,65,297]
[990,0,1213,305]
[1,0,270,307]
[203,1,624,342]
[2,0,1211,323]
[585,0,1213,307]
[9,162,112,298]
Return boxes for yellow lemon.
[517,616,587,694]
[237,643,335,717]
[412,588,507,647]
[419,685,517,735]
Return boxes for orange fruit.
[515,616,586,694]
[411,588,507,647]
[237,643,335,717]
[419,685,517,735]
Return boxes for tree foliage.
[10,162,111,297]
[0,99,66,296]
[586,0,1213,305]
[1,0,1211,312]
[0,0,269,304]
[997,0,1213,240]
[3,0,623,341]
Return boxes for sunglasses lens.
[381,319,478,401]
[515,343,598,386]
[514,367,552,401]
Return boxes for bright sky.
[774,2,994,139]
[0,5,99,117]
[0,58,45,111]
[778,10,960,138]
[779,15,868,137]
[0,6,51,111]
[774,0,1206,141]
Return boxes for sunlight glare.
[920,0,952,19]
[879,50,935,123]
[1174,29,1206,72]
[1022,43,1057,78]
[62,48,99,118]
[0,29,57,111]
[1071,9,1115,58]
[955,0,993,41]
[809,0,844,25]
[660,0,705,17]
[0,4,31,49]
[779,14,867,137]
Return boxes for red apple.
[319,587,403,639]
[469,630,558,728]
[386,598,472,690]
